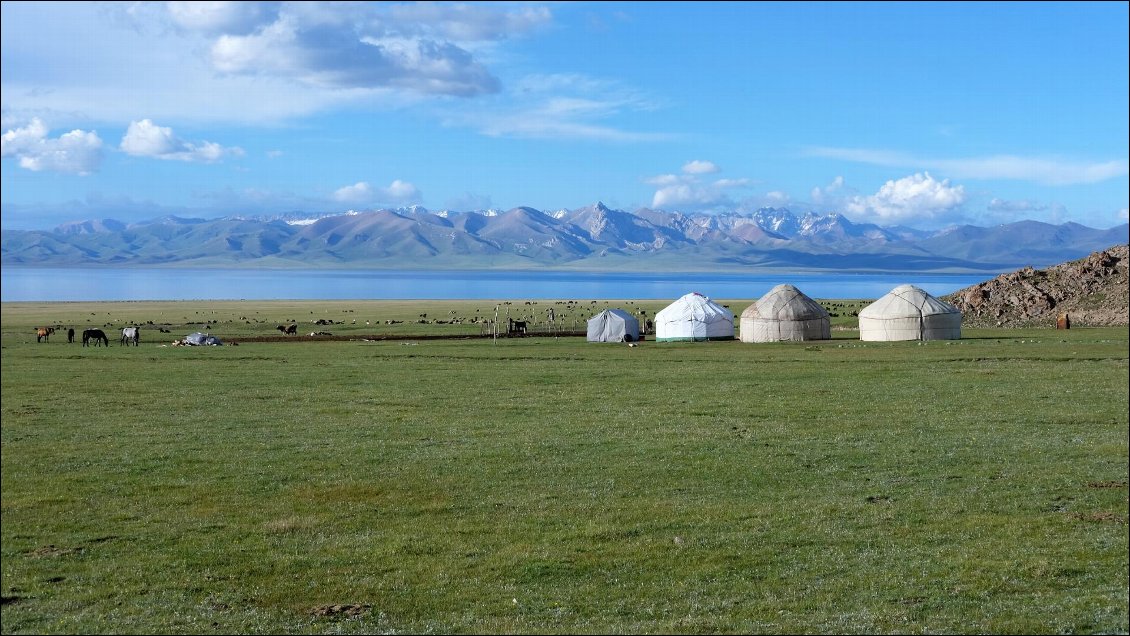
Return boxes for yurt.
[655,292,734,342]
[858,284,962,341]
[740,284,830,342]
[587,308,640,342]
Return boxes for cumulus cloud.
[333,179,421,205]
[682,160,718,175]
[166,1,279,35]
[806,146,1129,186]
[119,119,242,162]
[186,2,552,97]
[843,172,966,224]
[647,162,753,211]
[0,118,103,174]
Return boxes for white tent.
[741,284,830,342]
[587,308,640,342]
[655,292,734,342]
[858,284,962,341]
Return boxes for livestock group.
[35,326,140,347]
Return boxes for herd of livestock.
[34,326,139,347]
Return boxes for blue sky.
[2,1,1127,231]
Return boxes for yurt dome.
[740,284,830,342]
[587,308,640,342]
[655,292,734,342]
[858,284,962,341]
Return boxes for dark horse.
[277,324,298,335]
[82,329,110,347]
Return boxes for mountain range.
[2,203,1126,273]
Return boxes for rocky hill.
[943,244,1129,328]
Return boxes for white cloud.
[806,146,1129,186]
[987,198,1049,213]
[682,160,718,175]
[333,181,374,204]
[166,1,278,35]
[205,5,505,96]
[119,119,242,162]
[332,179,421,205]
[450,73,671,142]
[1119,208,1129,222]
[1,117,103,174]
[844,172,966,224]
[647,161,752,210]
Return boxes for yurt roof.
[741,284,829,321]
[657,292,733,321]
[859,284,960,318]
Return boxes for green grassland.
[2,300,1127,634]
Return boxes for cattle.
[35,327,55,343]
[82,329,110,347]
[121,327,140,346]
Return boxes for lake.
[0,267,990,303]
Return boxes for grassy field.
[1,300,1127,634]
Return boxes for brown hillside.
[943,244,1128,328]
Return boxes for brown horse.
[36,327,55,343]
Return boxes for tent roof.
[859,284,960,319]
[741,284,828,321]
[590,308,637,322]
[656,292,734,323]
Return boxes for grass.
[1,300,1127,634]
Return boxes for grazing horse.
[36,327,55,343]
[277,324,298,335]
[1056,313,1071,330]
[82,329,110,347]
[68,328,75,343]
[121,327,140,346]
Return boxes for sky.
[2,1,1128,231]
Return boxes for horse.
[36,327,55,343]
[277,324,297,335]
[121,327,140,346]
[82,329,110,347]
[68,328,75,343]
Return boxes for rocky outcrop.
[944,244,1128,327]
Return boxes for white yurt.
[740,284,831,342]
[655,292,734,342]
[587,308,640,342]
[858,284,962,341]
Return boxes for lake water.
[0,267,991,302]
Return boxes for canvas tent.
[184,332,224,346]
[740,284,830,342]
[655,292,734,342]
[587,308,640,342]
[858,284,961,341]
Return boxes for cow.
[82,329,110,347]
[36,327,55,343]
[121,327,140,346]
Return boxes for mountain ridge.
[3,204,1127,273]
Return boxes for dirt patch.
[28,545,83,558]
[310,603,371,618]
[1087,481,1128,489]
[1069,511,1127,524]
